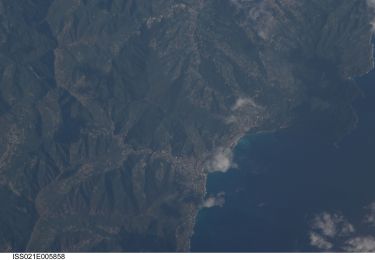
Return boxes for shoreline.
[188,22,375,254]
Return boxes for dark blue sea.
[191,67,375,252]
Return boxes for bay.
[191,63,375,252]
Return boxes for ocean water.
[191,68,375,252]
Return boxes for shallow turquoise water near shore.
[191,66,375,252]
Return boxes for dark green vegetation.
[0,0,373,252]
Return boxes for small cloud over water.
[309,203,375,252]
[202,192,226,208]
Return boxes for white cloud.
[226,96,263,124]
[309,232,333,250]
[364,202,375,226]
[368,0,375,9]
[232,97,258,111]
[202,192,226,208]
[309,204,375,252]
[311,213,338,238]
[205,147,235,173]
[344,236,375,252]
[311,212,354,238]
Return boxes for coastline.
[189,15,375,253]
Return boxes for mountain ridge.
[0,0,373,251]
